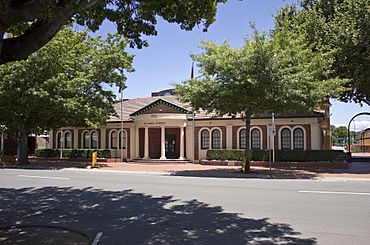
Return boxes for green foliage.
[176,30,346,169]
[331,126,348,140]
[207,150,268,161]
[0,1,227,64]
[274,0,370,105]
[207,149,337,162]
[34,149,116,159]
[0,27,133,135]
[75,0,227,48]
[34,149,59,158]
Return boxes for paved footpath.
[4,159,370,180]
[84,161,370,181]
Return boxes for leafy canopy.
[176,30,346,118]
[274,0,370,105]
[175,29,346,171]
[0,0,227,64]
[0,27,133,135]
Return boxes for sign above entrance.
[144,122,166,126]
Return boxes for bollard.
[92,151,97,168]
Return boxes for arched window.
[251,128,261,149]
[201,130,210,149]
[91,131,98,149]
[239,129,246,149]
[293,128,304,149]
[211,129,221,149]
[56,132,62,149]
[110,131,118,149]
[119,130,127,149]
[83,131,90,148]
[64,131,71,149]
[281,128,291,149]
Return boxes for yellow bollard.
[92,151,97,168]
[242,158,246,173]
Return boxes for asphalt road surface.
[0,168,369,244]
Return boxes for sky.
[93,0,369,130]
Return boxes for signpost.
[268,113,276,178]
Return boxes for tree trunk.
[17,130,29,165]
[244,115,251,173]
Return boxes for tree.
[176,30,345,173]
[0,27,133,165]
[331,126,348,144]
[274,0,370,105]
[0,0,226,65]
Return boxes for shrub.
[207,149,269,161]
[275,150,306,162]
[207,149,338,162]
[35,149,59,157]
[34,149,116,159]
[304,150,335,161]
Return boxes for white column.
[130,128,135,160]
[73,129,79,149]
[135,127,140,158]
[100,127,106,149]
[160,126,166,159]
[179,126,185,160]
[226,125,233,149]
[144,127,149,159]
[49,130,54,149]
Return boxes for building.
[360,128,370,152]
[49,89,331,162]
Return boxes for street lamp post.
[0,125,6,162]
[192,111,195,164]
[119,85,126,163]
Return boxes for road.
[0,168,369,244]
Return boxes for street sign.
[268,125,276,136]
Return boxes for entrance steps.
[131,159,192,164]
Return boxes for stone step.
[131,159,192,164]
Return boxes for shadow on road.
[171,168,318,179]
[0,187,316,244]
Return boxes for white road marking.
[298,190,370,196]
[92,232,103,245]
[17,175,70,180]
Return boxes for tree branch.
[0,17,67,64]
[0,0,100,64]
[0,0,44,28]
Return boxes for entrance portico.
[135,125,186,160]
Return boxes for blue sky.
[94,0,368,128]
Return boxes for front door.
[165,134,177,159]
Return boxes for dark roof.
[108,96,191,122]
[109,95,324,122]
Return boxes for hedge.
[35,149,117,159]
[207,149,338,162]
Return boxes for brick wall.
[232,125,267,149]
[106,128,131,158]
[194,126,226,160]
[274,124,311,150]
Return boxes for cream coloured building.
[49,89,331,162]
